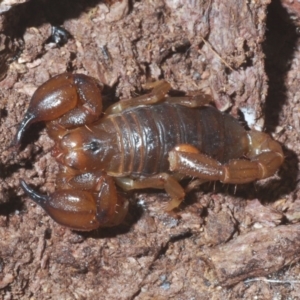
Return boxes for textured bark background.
[0,0,300,299]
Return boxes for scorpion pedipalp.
[10,73,103,148]
[20,172,128,230]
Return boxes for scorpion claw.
[20,179,49,205]
[19,177,127,231]
[20,178,100,230]
[10,113,36,149]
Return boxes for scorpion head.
[53,127,116,171]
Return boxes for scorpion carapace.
[11,73,284,231]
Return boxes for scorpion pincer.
[10,73,284,231]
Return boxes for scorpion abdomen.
[100,104,249,177]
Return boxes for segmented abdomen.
[101,104,247,176]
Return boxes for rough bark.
[0,0,300,299]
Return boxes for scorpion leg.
[106,81,211,114]
[164,94,211,108]
[169,135,284,184]
[115,173,185,210]
[20,171,128,230]
[143,82,212,108]
[105,80,171,114]
[184,179,207,194]
[11,73,103,147]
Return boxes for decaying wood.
[0,0,300,298]
[206,224,300,286]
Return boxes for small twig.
[200,36,234,72]
[245,277,300,285]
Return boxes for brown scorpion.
[11,73,284,231]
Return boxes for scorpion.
[11,73,284,231]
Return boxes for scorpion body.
[11,73,284,231]
[82,104,247,177]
